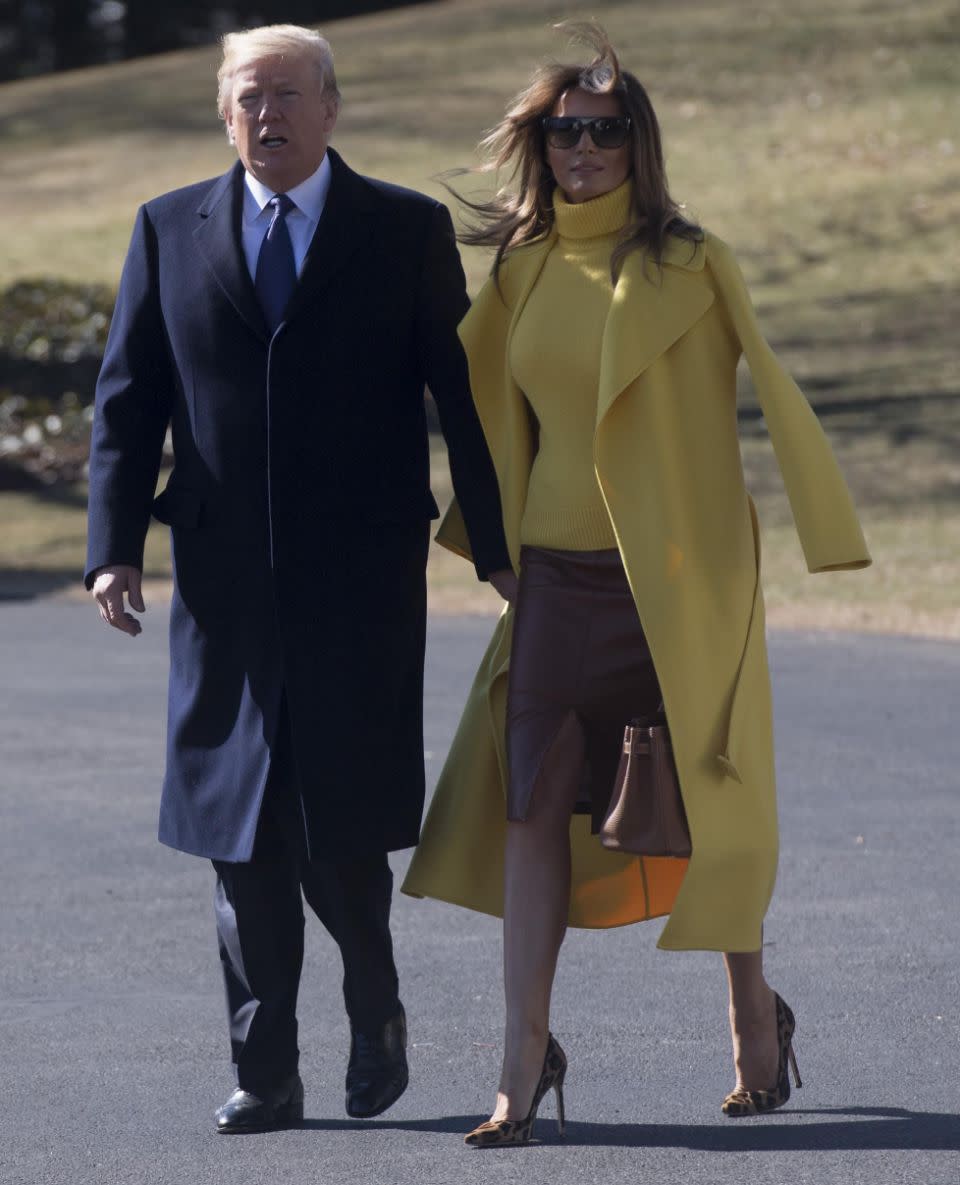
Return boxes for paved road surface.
[1,603,958,1184]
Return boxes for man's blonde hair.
[217,24,340,121]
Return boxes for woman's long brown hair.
[449,22,702,284]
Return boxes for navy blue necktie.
[254,193,297,333]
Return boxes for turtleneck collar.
[552,179,632,240]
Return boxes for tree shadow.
[296,1106,960,1151]
[738,387,960,471]
[0,472,89,507]
[0,568,82,600]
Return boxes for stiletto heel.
[787,1042,802,1088]
[464,1033,568,1147]
[722,992,801,1117]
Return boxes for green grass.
[1,0,958,632]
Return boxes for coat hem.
[656,936,763,953]
[400,883,679,933]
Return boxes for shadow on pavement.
[299,1115,488,1135]
[297,1107,960,1151]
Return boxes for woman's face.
[545,88,632,204]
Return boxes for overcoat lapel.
[193,163,269,342]
[502,233,555,362]
[596,240,713,426]
[282,148,376,327]
[458,235,554,569]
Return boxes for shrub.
[0,277,114,407]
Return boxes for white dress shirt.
[240,153,333,280]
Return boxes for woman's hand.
[488,567,519,604]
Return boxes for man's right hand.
[91,565,146,637]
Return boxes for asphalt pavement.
[1,601,958,1185]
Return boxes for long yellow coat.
[402,230,871,952]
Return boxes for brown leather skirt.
[506,546,662,828]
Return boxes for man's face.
[225,53,338,192]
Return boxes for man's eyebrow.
[239,77,296,91]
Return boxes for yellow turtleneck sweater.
[511,180,631,551]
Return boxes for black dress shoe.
[345,1007,409,1119]
[215,1073,304,1133]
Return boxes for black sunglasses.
[542,115,633,150]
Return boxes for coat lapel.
[193,163,269,342]
[281,148,376,327]
[459,235,555,568]
[597,238,714,426]
[501,233,555,365]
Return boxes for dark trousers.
[212,701,400,1092]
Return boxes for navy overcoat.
[85,149,509,862]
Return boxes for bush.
[0,278,115,488]
[0,277,114,406]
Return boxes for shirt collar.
[243,152,333,222]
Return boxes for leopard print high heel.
[464,1033,567,1147]
[722,992,802,1117]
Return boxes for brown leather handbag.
[600,710,691,858]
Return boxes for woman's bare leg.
[723,949,779,1089]
[489,714,584,1121]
